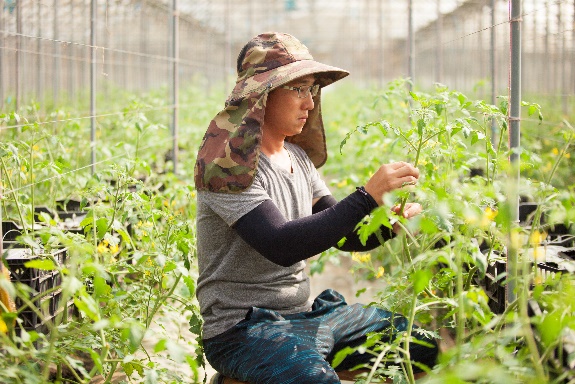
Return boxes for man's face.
[263,75,316,138]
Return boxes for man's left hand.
[391,203,422,234]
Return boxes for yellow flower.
[530,230,547,246]
[0,318,7,334]
[97,243,107,254]
[109,244,119,254]
[481,207,497,227]
[551,147,559,156]
[144,270,151,277]
[146,257,154,267]
[336,179,347,188]
[376,266,385,278]
[32,144,40,151]
[565,153,571,159]
[352,252,371,263]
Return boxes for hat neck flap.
[194,92,267,193]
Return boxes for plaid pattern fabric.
[204,290,438,384]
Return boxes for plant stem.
[364,345,392,383]
[29,135,37,242]
[0,157,27,232]
[455,246,465,362]
[402,293,417,384]
[398,132,424,215]
[146,272,182,329]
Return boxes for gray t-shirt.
[196,142,331,339]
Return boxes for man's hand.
[391,202,422,234]
[364,162,419,206]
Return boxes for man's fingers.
[402,203,423,218]
[393,162,419,178]
[391,203,422,218]
[390,161,409,170]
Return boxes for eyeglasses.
[280,84,320,99]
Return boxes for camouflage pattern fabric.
[194,32,349,193]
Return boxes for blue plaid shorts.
[203,289,438,384]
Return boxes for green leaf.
[417,119,425,136]
[357,207,392,245]
[122,362,135,377]
[96,217,109,239]
[163,261,177,273]
[419,216,438,234]
[93,276,111,298]
[122,322,146,353]
[154,339,167,353]
[183,276,196,297]
[74,294,100,321]
[189,311,203,336]
[412,269,432,294]
[355,287,367,298]
[24,259,56,271]
[331,346,356,368]
[90,349,103,374]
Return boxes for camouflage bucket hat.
[194,32,349,193]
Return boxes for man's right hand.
[363,161,419,206]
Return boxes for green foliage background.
[0,78,574,383]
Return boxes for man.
[194,32,438,384]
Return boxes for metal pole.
[15,0,21,110]
[140,1,147,92]
[0,0,5,109]
[53,0,59,104]
[70,0,75,101]
[507,0,522,306]
[533,0,538,94]
[490,0,497,139]
[435,0,443,83]
[171,0,179,174]
[90,0,97,174]
[545,0,550,94]
[477,10,484,97]
[407,0,414,91]
[558,2,567,115]
[378,0,384,88]
[37,0,42,102]
[573,0,575,103]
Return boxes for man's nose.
[302,93,315,109]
